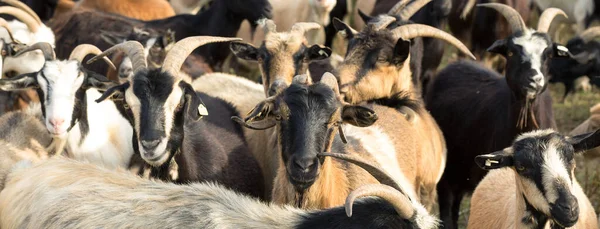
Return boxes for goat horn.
[1,0,42,24]
[460,0,477,19]
[87,41,147,74]
[399,0,432,20]
[291,22,322,35]
[292,74,310,85]
[69,44,116,70]
[0,6,39,33]
[579,26,600,42]
[372,15,397,31]
[317,152,405,192]
[0,18,15,42]
[162,36,242,79]
[260,18,277,36]
[391,24,476,59]
[345,184,414,219]
[15,42,54,60]
[478,3,526,35]
[388,0,411,15]
[537,8,567,33]
[320,72,340,95]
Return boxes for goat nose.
[293,157,317,171]
[557,199,579,214]
[141,139,160,151]
[49,118,65,128]
[268,81,287,96]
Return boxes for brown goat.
[74,0,175,21]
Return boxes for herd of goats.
[0,0,599,228]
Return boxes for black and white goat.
[468,129,599,228]
[0,156,437,229]
[89,36,264,199]
[425,5,568,229]
[0,42,134,169]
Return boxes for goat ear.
[305,44,332,61]
[553,44,571,58]
[487,39,508,55]
[342,105,378,127]
[230,42,259,61]
[393,39,411,64]
[0,72,38,91]
[239,99,277,130]
[181,82,206,122]
[333,18,356,39]
[474,151,514,170]
[96,82,129,103]
[568,129,600,153]
[357,10,373,24]
[85,71,116,91]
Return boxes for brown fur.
[75,0,175,21]
[468,168,598,228]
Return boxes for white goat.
[0,43,133,169]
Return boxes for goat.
[237,0,337,45]
[50,0,272,77]
[468,129,599,228]
[0,155,438,229]
[231,19,332,97]
[425,5,567,228]
[549,26,600,100]
[73,0,175,21]
[0,42,135,169]
[89,36,265,199]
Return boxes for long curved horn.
[537,8,567,33]
[15,42,54,60]
[478,3,526,35]
[260,18,277,36]
[391,24,476,59]
[388,0,411,15]
[399,0,432,20]
[0,18,15,42]
[0,6,39,33]
[87,41,147,74]
[291,22,321,35]
[345,184,414,219]
[69,44,116,70]
[1,0,42,24]
[460,0,477,19]
[579,26,600,42]
[162,36,242,78]
[317,152,405,193]
[372,15,397,31]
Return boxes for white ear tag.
[485,159,499,167]
[318,50,329,57]
[198,104,209,116]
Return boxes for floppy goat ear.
[474,150,514,170]
[181,82,207,122]
[305,44,332,61]
[342,105,378,127]
[487,39,508,56]
[0,72,38,91]
[232,98,277,130]
[568,129,600,153]
[96,82,129,103]
[84,71,117,91]
[230,42,259,61]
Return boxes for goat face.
[225,0,273,26]
[475,129,600,227]
[230,40,331,97]
[99,70,204,166]
[487,32,566,100]
[243,74,377,193]
[0,60,114,137]
[335,24,413,104]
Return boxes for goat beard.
[517,97,540,130]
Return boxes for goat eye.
[507,51,513,57]
[517,166,525,171]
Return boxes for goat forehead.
[512,33,550,60]
[264,33,304,54]
[283,84,338,117]
[132,74,175,103]
[42,61,81,83]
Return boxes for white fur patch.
[516,129,555,142]
[512,32,549,89]
[542,144,573,204]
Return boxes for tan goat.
[74,0,175,21]
[468,129,598,228]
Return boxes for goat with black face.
[425,5,568,229]
[91,36,264,199]
[468,129,599,228]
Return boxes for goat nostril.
[294,158,316,171]
[141,139,160,150]
[49,118,65,127]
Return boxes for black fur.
[426,60,557,229]
[549,37,600,100]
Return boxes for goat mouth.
[142,151,169,166]
[289,176,316,192]
[552,217,578,228]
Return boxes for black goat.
[50,0,272,78]
[90,37,264,199]
[549,27,600,100]
[425,5,566,229]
